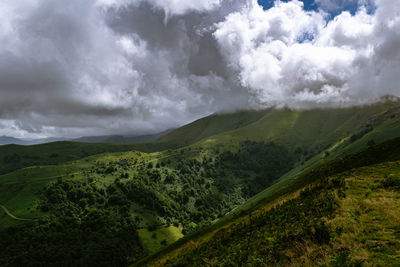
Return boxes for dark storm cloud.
[0,0,179,137]
[105,0,246,83]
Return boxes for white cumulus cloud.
[214,0,399,107]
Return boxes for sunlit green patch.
[138,225,184,255]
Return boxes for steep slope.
[196,101,400,153]
[141,137,400,266]
[155,109,269,148]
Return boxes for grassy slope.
[144,151,400,266]
[155,110,269,148]
[224,119,400,221]
[325,163,400,265]
[195,102,400,151]
[139,225,184,255]
[162,162,400,266]
[139,137,400,266]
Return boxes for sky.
[0,0,399,138]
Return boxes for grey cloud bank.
[0,0,399,138]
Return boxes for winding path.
[0,204,35,221]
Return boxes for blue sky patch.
[258,0,318,11]
[257,0,373,19]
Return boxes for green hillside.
[1,102,400,266]
[195,102,400,152]
[155,109,269,148]
[141,137,400,266]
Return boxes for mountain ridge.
[0,129,175,146]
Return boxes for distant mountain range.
[0,129,173,146]
[72,129,173,144]
[0,136,70,146]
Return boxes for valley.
[2,0,400,265]
[1,102,400,266]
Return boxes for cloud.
[0,0,399,138]
[214,0,400,107]
[99,0,222,16]
[0,0,148,137]
[0,0,251,138]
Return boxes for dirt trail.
[0,204,35,221]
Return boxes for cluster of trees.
[0,178,144,266]
[215,141,294,195]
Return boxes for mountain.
[73,129,173,144]
[0,129,174,146]
[162,101,400,153]
[1,101,400,266]
[0,136,71,146]
[154,109,268,148]
[0,136,30,145]
[28,137,72,145]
